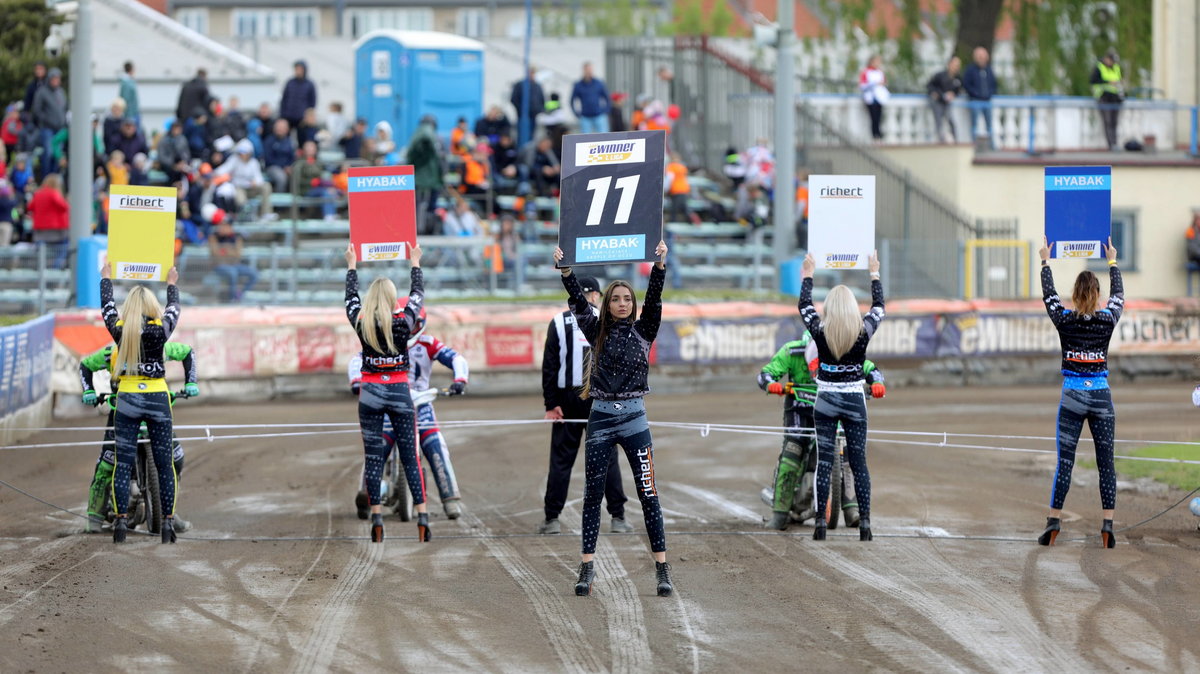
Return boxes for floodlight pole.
[772,0,796,272]
[68,0,94,277]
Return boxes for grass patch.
[1084,444,1200,491]
[0,315,34,327]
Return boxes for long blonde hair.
[359,277,397,354]
[821,285,863,360]
[579,280,637,400]
[116,286,163,377]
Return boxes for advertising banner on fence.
[108,185,177,282]
[558,130,665,267]
[1045,166,1111,259]
[348,165,417,262]
[0,314,55,417]
[807,174,876,270]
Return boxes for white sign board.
[807,175,876,270]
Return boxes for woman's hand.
[409,243,422,268]
[344,243,357,270]
[554,246,570,276]
[801,253,815,279]
[167,266,179,285]
[655,239,668,269]
[1105,236,1118,264]
[868,250,880,275]
[1038,237,1052,262]
[100,261,111,279]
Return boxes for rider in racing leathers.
[348,304,468,520]
[757,334,885,530]
[80,342,198,533]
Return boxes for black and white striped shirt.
[541,307,595,410]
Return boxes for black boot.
[417,512,431,542]
[162,517,177,544]
[1037,517,1061,546]
[765,511,789,531]
[370,513,385,543]
[859,517,872,542]
[1101,519,1116,549]
[655,561,674,597]
[355,491,369,520]
[812,516,827,541]
[113,516,128,544]
[575,561,595,596]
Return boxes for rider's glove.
[448,380,467,396]
[82,390,97,406]
[767,382,785,396]
[870,383,886,399]
[184,383,200,398]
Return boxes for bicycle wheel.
[142,447,164,535]
[826,450,843,530]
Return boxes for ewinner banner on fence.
[558,130,665,267]
[807,175,876,270]
[1045,165,1111,259]
[348,165,416,262]
[108,185,177,282]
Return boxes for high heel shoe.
[370,513,384,543]
[417,512,431,542]
[859,517,872,541]
[812,516,827,541]
[1101,519,1116,549]
[575,561,594,596]
[113,515,128,544]
[162,517,176,544]
[1037,517,1061,546]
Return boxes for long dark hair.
[580,280,637,400]
[1072,271,1101,318]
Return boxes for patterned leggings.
[813,390,871,521]
[581,398,666,555]
[1051,386,1116,510]
[359,382,423,507]
[112,391,177,517]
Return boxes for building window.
[456,9,489,38]
[506,15,543,38]
[1088,209,1137,272]
[176,8,209,35]
[348,9,434,38]
[233,8,319,38]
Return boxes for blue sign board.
[1044,166,1111,258]
[0,314,55,418]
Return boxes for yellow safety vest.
[1093,62,1122,99]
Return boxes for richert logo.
[363,242,406,261]
[114,195,168,211]
[574,138,646,166]
[824,253,859,269]
[818,186,864,198]
[117,262,160,280]
[636,446,657,497]
[1060,242,1099,258]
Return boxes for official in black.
[539,276,631,535]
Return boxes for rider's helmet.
[394,297,427,347]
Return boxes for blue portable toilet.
[354,30,485,148]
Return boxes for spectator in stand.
[491,134,519,192]
[520,135,560,197]
[10,154,34,196]
[571,62,611,134]
[406,115,444,235]
[102,99,127,156]
[280,60,317,139]
[209,217,257,302]
[723,145,747,191]
[2,104,22,162]
[129,153,149,186]
[263,118,296,193]
[224,96,248,141]
[743,138,775,192]
[112,119,149,162]
[608,92,628,133]
[510,67,546,146]
[449,117,473,161]
[927,55,963,143]
[665,153,691,224]
[859,55,888,141]
[630,94,650,131]
[293,140,336,220]
[156,120,191,183]
[734,181,769,230]
[205,98,236,145]
[32,68,67,179]
[374,121,400,164]
[214,139,272,218]
[183,107,210,158]
[1091,49,1124,151]
[1186,214,1200,296]
[297,107,321,148]
[963,46,998,149]
[496,213,519,280]
[339,117,366,159]
[795,171,810,248]
[176,68,211,123]
[106,150,130,187]
[474,106,512,146]
[443,195,483,238]
[0,178,17,246]
[459,144,491,197]
[249,103,273,157]
[537,94,570,158]
[325,102,348,147]
[119,61,140,124]
[29,173,69,268]
[23,62,47,122]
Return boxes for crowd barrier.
[1,315,56,444]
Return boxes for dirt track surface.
[2,384,1199,673]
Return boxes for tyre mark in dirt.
[289,539,384,674]
[664,483,759,523]
[0,551,101,626]
[0,537,77,587]
[461,511,605,674]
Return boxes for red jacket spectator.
[29,176,69,232]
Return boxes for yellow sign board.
[108,185,176,282]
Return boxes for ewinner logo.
[363,242,407,261]
[575,234,645,263]
[818,186,864,199]
[823,253,859,269]
[1058,241,1100,258]
[349,174,413,193]
[117,262,160,280]
[575,139,646,166]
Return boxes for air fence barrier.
[47,298,1200,415]
[0,314,56,444]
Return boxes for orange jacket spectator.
[795,184,810,220]
[459,154,490,194]
[666,160,689,195]
[29,178,69,232]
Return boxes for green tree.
[669,0,705,36]
[709,0,736,37]
[0,0,67,108]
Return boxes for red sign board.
[484,326,534,367]
[348,165,417,262]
